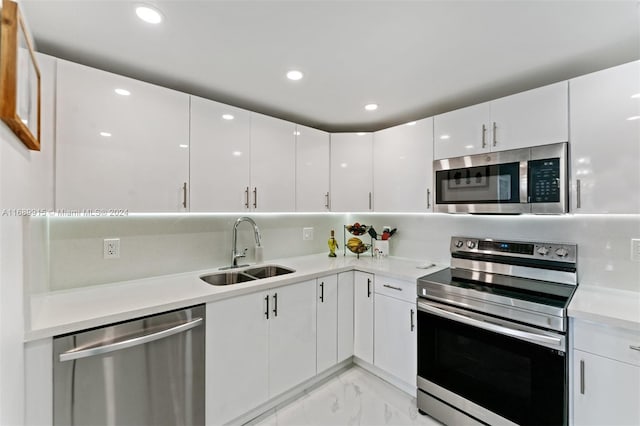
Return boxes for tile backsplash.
[34,213,640,292]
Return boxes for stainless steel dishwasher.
[53,305,205,426]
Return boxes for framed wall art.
[0,0,41,151]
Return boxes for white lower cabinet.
[206,279,316,424]
[353,271,374,364]
[337,271,355,362]
[317,274,338,373]
[572,319,640,426]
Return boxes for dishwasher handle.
[59,317,203,362]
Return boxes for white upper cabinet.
[295,125,330,211]
[434,81,568,159]
[190,96,251,212]
[55,60,190,212]
[373,118,434,212]
[250,113,296,212]
[434,103,491,159]
[330,133,374,212]
[569,60,640,213]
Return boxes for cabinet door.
[316,275,338,373]
[353,271,374,364]
[250,113,296,212]
[491,81,568,152]
[268,280,317,397]
[373,118,434,212]
[190,96,251,212]
[330,133,373,211]
[55,60,189,212]
[434,103,490,159]
[296,125,330,211]
[374,294,416,386]
[573,349,640,426]
[570,61,640,213]
[337,271,355,362]
[206,293,269,425]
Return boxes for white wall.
[0,53,55,426]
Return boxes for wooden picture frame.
[0,0,41,151]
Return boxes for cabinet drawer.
[374,275,416,304]
[573,319,640,366]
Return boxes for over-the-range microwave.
[433,142,568,214]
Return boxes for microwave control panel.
[529,158,560,203]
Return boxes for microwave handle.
[520,161,528,203]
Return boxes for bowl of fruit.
[346,237,371,255]
[346,222,368,236]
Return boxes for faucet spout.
[230,217,262,268]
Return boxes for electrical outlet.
[631,239,640,262]
[303,227,314,241]
[104,238,120,259]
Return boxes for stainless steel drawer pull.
[481,124,487,148]
[59,318,203,362]
[182,182,188,208]
[492,122,497,146]
[630,345,640,352]
[245,187,250,209]
[253,187,258,209]
[580,359,585,394]
[427,189,431,209]
[383,284,402,291]
[368,192,372,210]
[325,192,330,209]
[576,179,581,209]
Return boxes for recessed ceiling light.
[293,131,301,136]
[440,134,451,140]
[627,116,640,121]
[340,163,348,168]
[135,5,163,24]
[364,104,378,111]
[179,144,189,149]
[222,114,234,120]
[464,144,474,149]
[100,132,112,137]
[286,70,304,81]
[232,151,243,157]
[405,121,416,126]
[356,132,367,136]
[115,88,130,96]
[631,93,640,99]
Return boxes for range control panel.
[450,236,577,263]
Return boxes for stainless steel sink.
[243,265,295,279]
[200,264,295,286]
[200,271,257,286]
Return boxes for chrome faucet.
[230,216,262,268]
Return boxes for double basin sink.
[200,265,295,286]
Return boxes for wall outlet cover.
[303,227,314,241]
[104,238,120,259]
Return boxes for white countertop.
[568,284,640,331]
[27,254,442,341]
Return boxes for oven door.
[417,299,567,426]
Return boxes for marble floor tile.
[251,366,442,426]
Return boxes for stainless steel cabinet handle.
[253,187,258,209]
[580,359,585,394]
[265,295,269,319]
[182,182,188,209]
[245,187,250,209]
[325,192,330,209]
[367,278,372,298]
[481,124,487,148]
[368,192,372,210]
[59,317,203,362]
[273,292,278,317]
[630,345,640,351]
[576,179,581,209]
[492,122,497,147]
[320,282,324,302]
[417,301,564,349]
[410,309,415,332]
[383,284,402,291]
[427,189,431,209]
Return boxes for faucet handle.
[239,248,248,257]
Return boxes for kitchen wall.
[40,212,640,293]
[0,54,56,426]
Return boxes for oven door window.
[435,162,520,204]
[417,310,566,425]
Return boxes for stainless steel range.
[416,236,578,426]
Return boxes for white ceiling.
[20,0,640,132]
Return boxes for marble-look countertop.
[27,254,443,341]
[568,284,640,331]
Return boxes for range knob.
[455,240,464,248]
[537,246,550,256]
[466,240,477,249]
[555,247,569,258]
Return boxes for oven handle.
[417,300,564,349]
